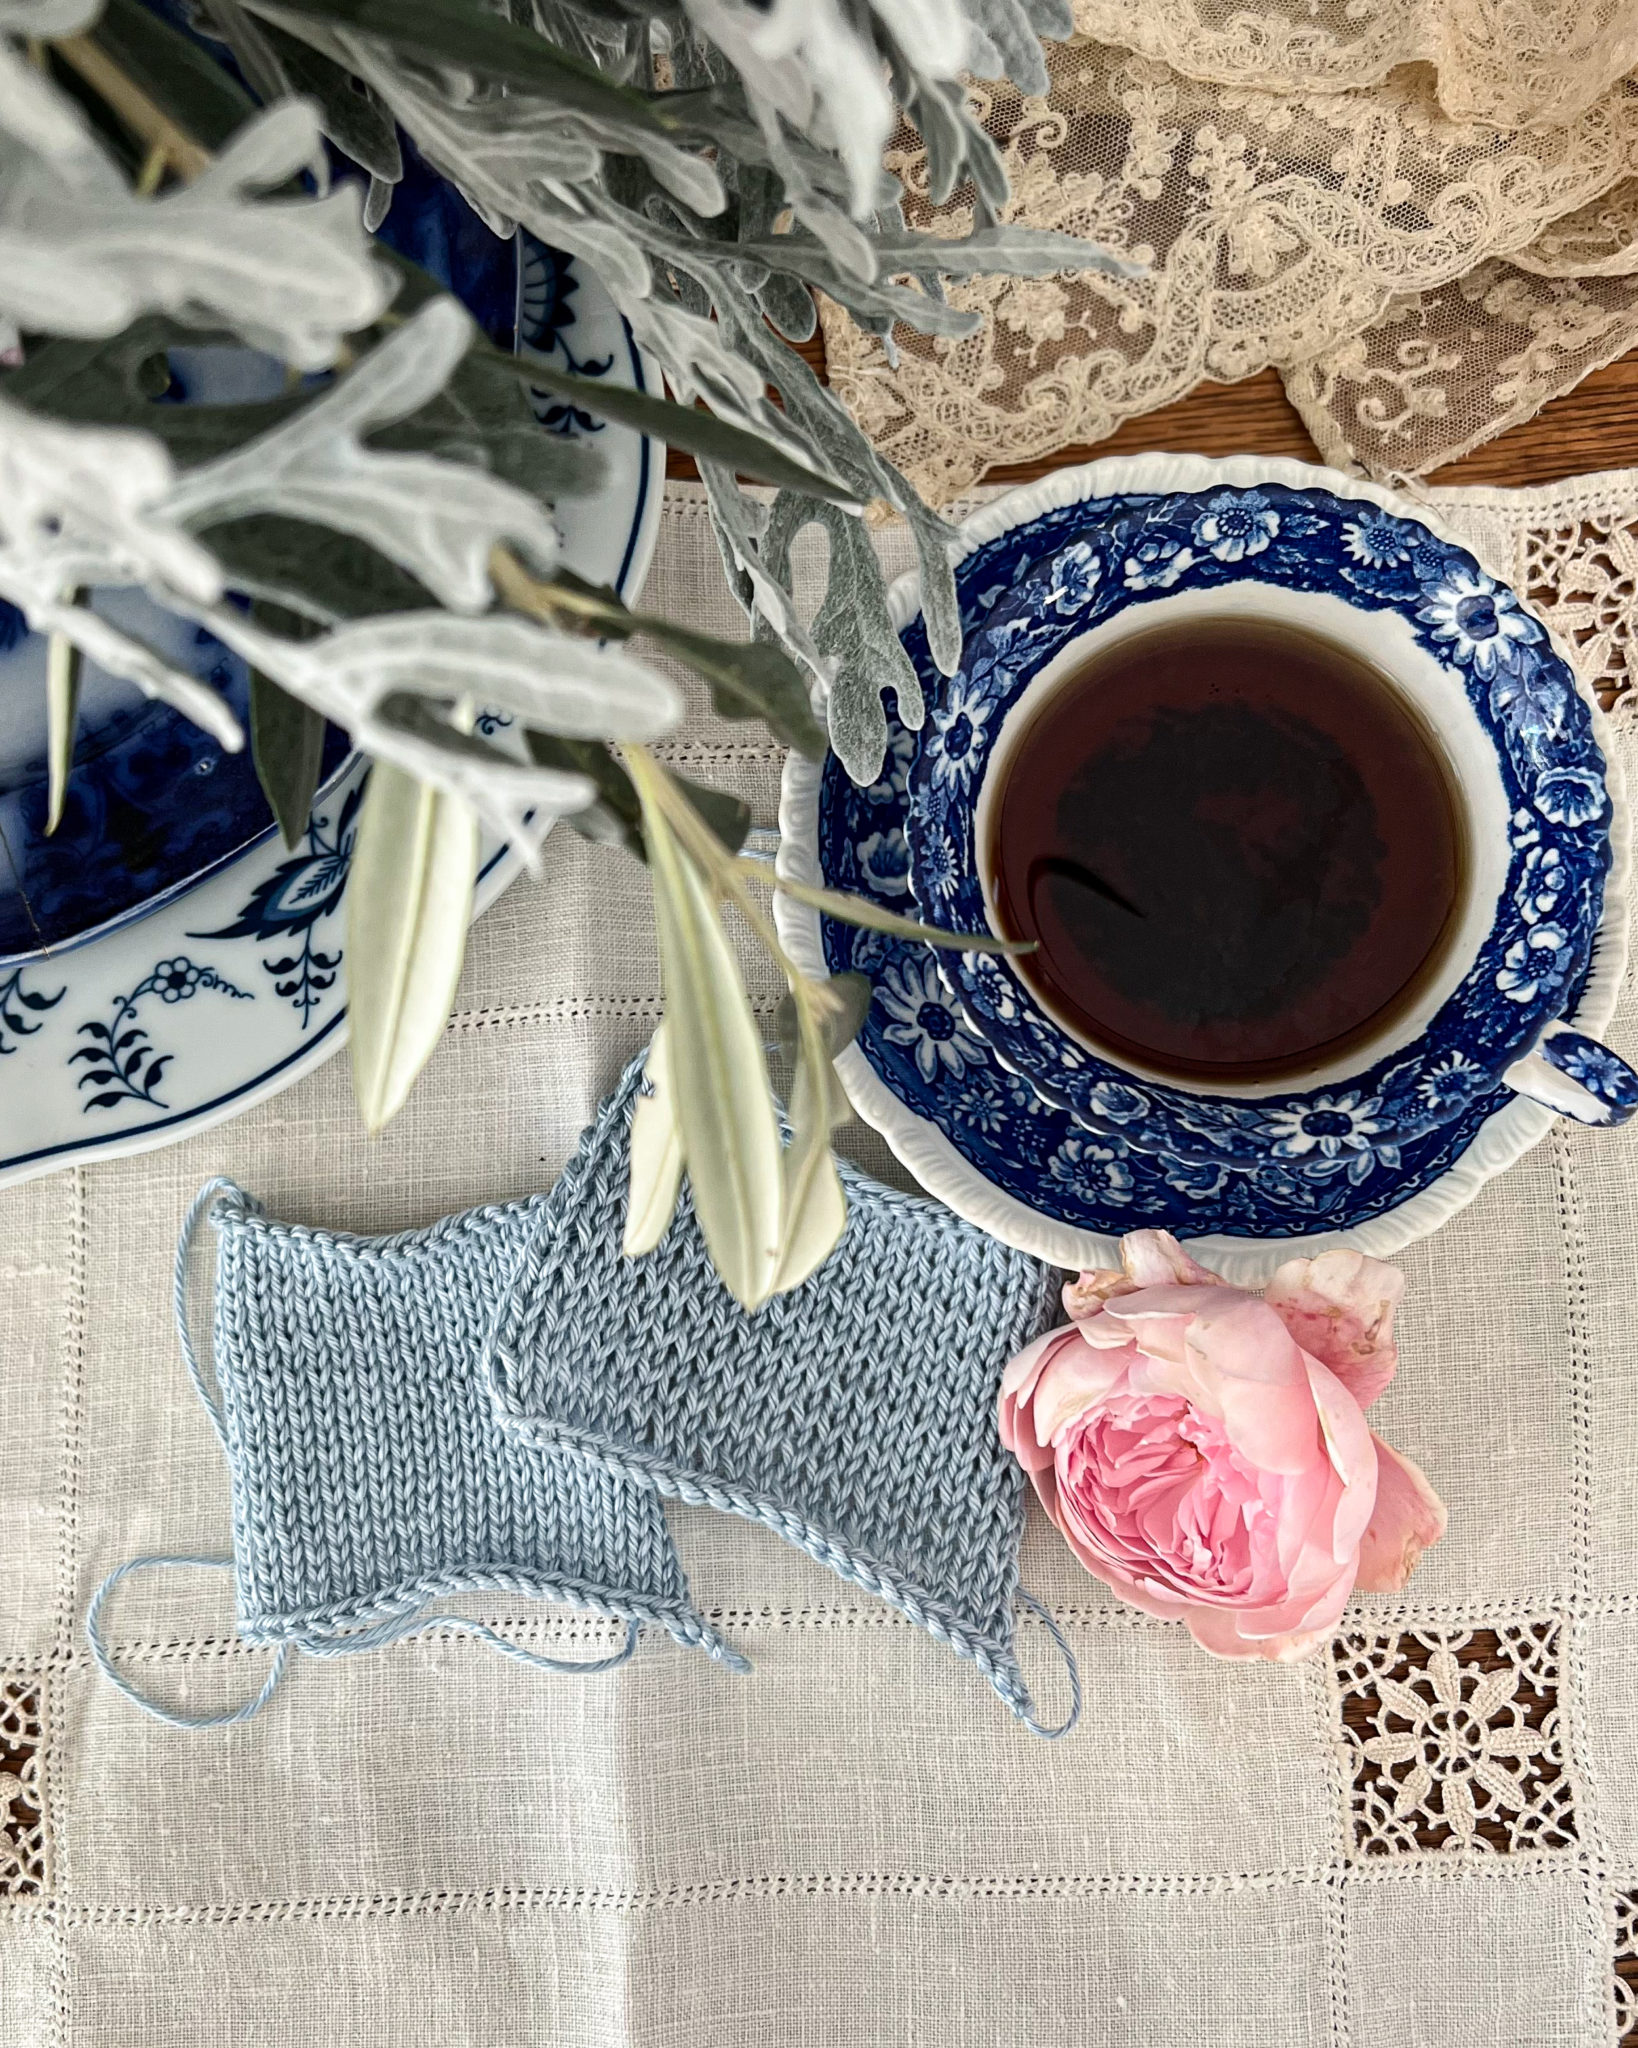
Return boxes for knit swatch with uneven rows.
[483,1059,1072,1733]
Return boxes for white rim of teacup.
[775,451,1631,1283]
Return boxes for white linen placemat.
[4,476,1638,2047]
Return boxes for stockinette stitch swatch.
[87,1178,741,1728]
[483,1059,1078,1737]
[88,1055,1077,1736]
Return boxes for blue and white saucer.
[0,235,660,1191]
[776,456,1629,1280]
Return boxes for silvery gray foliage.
[0,391,247,743]
[163,298,561,612]
[202,607,683,846]
[757,491,925,788]
[236,0,1133,782]
[0,84,390,365]
[0,31,688,825]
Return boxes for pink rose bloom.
[1000,1230,1446,1661]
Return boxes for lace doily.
[1071,1,1638,131]
[821,31,1638,504]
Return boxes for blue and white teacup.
[902,467,1637,1184]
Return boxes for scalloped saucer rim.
[775,452,1629,1281]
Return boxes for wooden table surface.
[667,349,1638,493]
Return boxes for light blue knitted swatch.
[87,1178,741,1728]
[484,1060,1078,1736]
[88,1057,1078,1737]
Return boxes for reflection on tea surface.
[987,616,1467,1084]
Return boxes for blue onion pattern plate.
[0,240,661,1190]
[775,456,1629,1277]
[903,484,1611,1164]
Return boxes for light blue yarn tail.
[172,1176,253,1447]
[1014,1590,1082,1740]
[87,1557,645,1729]
[295,1609,643,1676]
[86,1556,290,1729]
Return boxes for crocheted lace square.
[209,1192,720,1660]
[484,1064,1065,1728]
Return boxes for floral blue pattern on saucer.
[815,491,1610,1238]
[902,486,1611,1184]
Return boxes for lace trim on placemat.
[1524,511,1638,717]
[1330,1620,1578,1857]
[0,1676,47,1898]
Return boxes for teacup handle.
[1502,1022,1638,1128]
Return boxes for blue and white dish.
[0,591,352,964]
[775,456,1631,1280]
[0,239,661,1191]
[0,129,621,966]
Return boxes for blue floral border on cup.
[813,494,1605,1239]
[902,484,1612,1170]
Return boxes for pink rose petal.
[1264,1250,1403,1410]
[1030,1336,1139,1448]
[1062,1268,1131,1319]
[1119,1230,1227,1289]
[1354,1436,1448,1592]
[1179,1295,1321,1475]
[998,1325,1084,1470]
[1301,1356,1379,1562]
[995,1228,1440,1668]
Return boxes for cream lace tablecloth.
[822,9,1638,501]
[6,477,1638,2046]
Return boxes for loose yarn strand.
[1014,1589,1082,1740]
[173,1176,243,1446]
[86,1556,290,1729]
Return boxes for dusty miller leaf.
[201,606,679,840]
[163,299,561,611]
[760,491,924,785]
[0,99,392,367]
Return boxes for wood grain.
[665,342,1638,492]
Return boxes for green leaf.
[524,732,751,863]
[259,0,676,139]
[623,1022,685,1258]
[514,566,827,762]
[347,760,478,1132]
[492,353,859,507]
[250,665,328,848]
[204,513,432,623]
[45,625,83,838]
[771,1041,847,1295]
[768,872,1033,953]
[92,0,260,153]
[628,749,781,1311]
[773,970,871,1067]
[638,619,826,761]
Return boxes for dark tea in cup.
[984,615,1468,1085]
